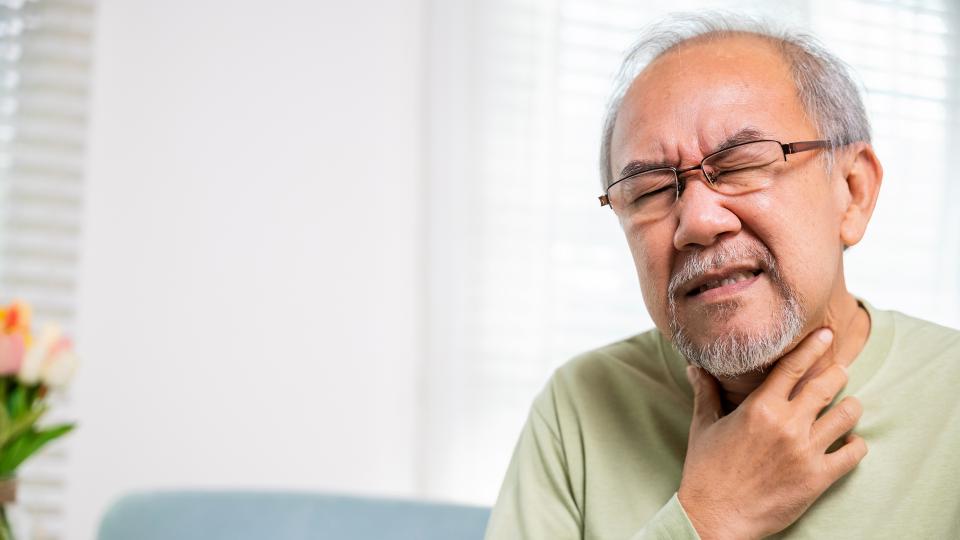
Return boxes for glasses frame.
[598,139,830,208]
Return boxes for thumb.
[686,365,722,437]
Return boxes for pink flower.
[0,333,25,376]
[16,323,78,389]
[41,339,77,389]
[19,324,60,385]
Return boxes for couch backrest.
[98,491,491,540]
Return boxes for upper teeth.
[698,271,755,294]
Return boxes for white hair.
[599,12,871,189]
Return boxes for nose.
[672,174,742,251]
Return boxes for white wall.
[67,1,424,537]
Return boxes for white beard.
[667,242,805,378]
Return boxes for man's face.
[609,36,849,377]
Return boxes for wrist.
[677,488,755,540]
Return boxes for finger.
[758,328,833,400]
[793,362,849,418]
[811,396,863,450]
[822,433,868,480]
[686,365,722,438]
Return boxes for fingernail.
[817,328,833,343]
[837,363,848,374]
[686,365,698,383]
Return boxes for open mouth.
[686,269,763,297]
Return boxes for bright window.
[422,0,960,505]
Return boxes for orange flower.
[0,301,32,346]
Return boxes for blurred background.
[0,0,957,537]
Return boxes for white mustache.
[668,242,778,300]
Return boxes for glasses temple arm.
[783,140,830,155]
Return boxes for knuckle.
[834,404,856,425]
[808,475,831,496]
[776,359,806,380]
[832,438,868,473]
[795,474,819,497]
[744,400,779,426]
[830,363,850,384]
[779,421,804,443]
[824,457,845,479]
[805,379,834,405]
[818,391,833,407]
[821,459,844,481]
[836,398,863,424]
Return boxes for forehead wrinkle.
[635,37,797,151]
[611,38,802,185]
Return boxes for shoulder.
[887,309,960,350]
[866,304,960,384]
[532,328,689,425]
[552,328,676,387]
[871,305,960,366]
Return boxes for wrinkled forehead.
[609,35,814,177]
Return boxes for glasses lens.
[607,169,677,219]
[701,140,784,194]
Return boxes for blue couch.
[97,491,491,540]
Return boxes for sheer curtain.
[0,0,93,537]
[423,0,959,505]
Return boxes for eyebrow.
[616,126,771,181]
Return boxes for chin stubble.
[667,243,805,379]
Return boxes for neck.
[717,292,870,413]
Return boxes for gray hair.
[599,13,871,189]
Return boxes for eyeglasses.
[599,139,830,220]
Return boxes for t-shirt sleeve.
[484,381,702,540]
[627,493,702,540]
[484,391,582,539]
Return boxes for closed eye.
[711,162,775,181]
[628,185,675,206]
[639,185,674,199]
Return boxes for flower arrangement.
[0,301,77,540]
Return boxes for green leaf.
[0,434,28,476]
[36,424,73,446]
[0,379,10,442]
[0,423,74,474]
[4,390,12,420]
[24,385,37,408]
[8,387,26,419]
[0,405,46,449]
[0,406,9,445]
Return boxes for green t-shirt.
[484,301,960,539]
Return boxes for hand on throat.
[715,295,871,415]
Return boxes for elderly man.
[484,15,960,540]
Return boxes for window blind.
[0,0,93,537]
[423,0,960,506]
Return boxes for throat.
[713,300,872,415]
[718,372,767,413]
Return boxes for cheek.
[623,220,674,326]
[753,178,843,298]
[789,177,845,255]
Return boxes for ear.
[837,143,883,248]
